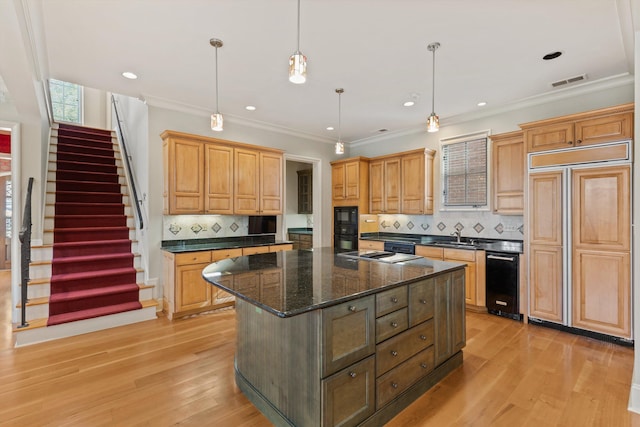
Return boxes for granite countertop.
[202,247,465,318]
[287,227,313,235]
[161,236,293,253]
[360,232,523,254]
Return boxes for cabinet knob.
[348,305,357,312]
[391,297,398,303]
[567,140,572,145]
[420,299,427,305]
[349,371,357,378]
[391,321,398,328]
[391,350,398,357]
[420,362,428,369]
[576,139,582,144]
[420,335,427,341]
[391,382,398,389]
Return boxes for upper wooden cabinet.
[369,156,401,214]
[161,130,283,215]
[297,169,312,214]
[521,103,633,153]
[490,131,524,215]
[331,157,370,211]
[401,148,435,215]
[162,135,205,214]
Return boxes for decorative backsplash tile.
[376,213,523,240]
[163,215,251,240]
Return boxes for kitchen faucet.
[451,230,461,243]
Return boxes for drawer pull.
[420,299,427,305]
[349,371,357,378]
[348,305,357,312]
[420,362,428,369]
[420,335,427,341]
[391,382,398,389]
[391,321,398,328]
[391,297,398,303]
[391,350,398,357]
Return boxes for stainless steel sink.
[433,241,477,249]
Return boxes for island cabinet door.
[321,296,376,377]
[322,355,375,427]
[433,269,466,366]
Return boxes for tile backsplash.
[163,215,250,240]
[376,211,524,241]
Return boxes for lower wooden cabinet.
[163,244,291,319]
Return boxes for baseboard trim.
[629,383,640,414]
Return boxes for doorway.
[0,130,11,270]
[284,155,321,248]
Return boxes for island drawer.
[376,286,408,317]
[322,295,376,377]
[376,307,408,343]
[376,346,435,409]
[409,278,435,326]
[175,251,212,265]
[376,319,434,376]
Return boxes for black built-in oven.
[334,207,358,252]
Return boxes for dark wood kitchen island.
[202,247,466,427]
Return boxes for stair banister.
[110,95,144,230]
[17,177,34,329]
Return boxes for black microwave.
[248,215,276,235]
[334,207,358,227]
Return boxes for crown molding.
[348,73,634,148]
[142,94,334,144]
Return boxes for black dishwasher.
[485,251,521,320]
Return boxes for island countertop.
[202,247,466,318]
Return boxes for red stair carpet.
[47,123,141,326]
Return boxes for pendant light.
[210,38,224,131]
[427,42,440,133]
[335,88,345,155]
[289,0,307,84]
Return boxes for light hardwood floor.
[1,270,639,426]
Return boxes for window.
[49,79,82,124]
[441,133,488,208]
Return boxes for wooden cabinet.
[297,169,312,214]
[527,158,632,338]
[521,103,633,153]
[369,156,401,214]
[331,157,370,211]
[205,143,234,214]
[162,245,291,319]
[162,130,283,215]
[234,147,283,215]
[571,166,631,337]
[416,245,486,310]
[491,131,524,215]
[401,148,436,215]
[434,269,465,366]
[162,135,205,214]
[288,232,312,250]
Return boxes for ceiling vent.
[551,74,587,88]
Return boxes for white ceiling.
[14,0,639,143]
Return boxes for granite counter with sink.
[360,232,523,254]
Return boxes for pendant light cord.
[215,45,219,113]
[296,0,301,52]
[431,47,435,115]
[338,90,342,142]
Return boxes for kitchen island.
[203,247,466,427]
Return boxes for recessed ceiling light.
[542,51,562,61]
[403,101,415,107]
[122,71,138,80]
[477,101,487,107]
[245,105,256,111]
[326,126,334,131]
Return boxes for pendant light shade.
[210,38,223,131]
[289,0,307,84]
[335,88,345,155]
[427,42,440,133]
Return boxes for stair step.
[53,214,128,228]
[56,151,116,166]
[55,179,122,194]
[47,301,143,326]
[52,239,133,257]
[54,202,125,215]
[49,284,140,316]
[54,141,115,157]
[54,169,120,183]
[55,160,118,174]
[50,267,137,292]
[53,226,130,243]
[55,190,123,204]
[52,252,134,275]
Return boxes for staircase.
[15,123,156,346]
